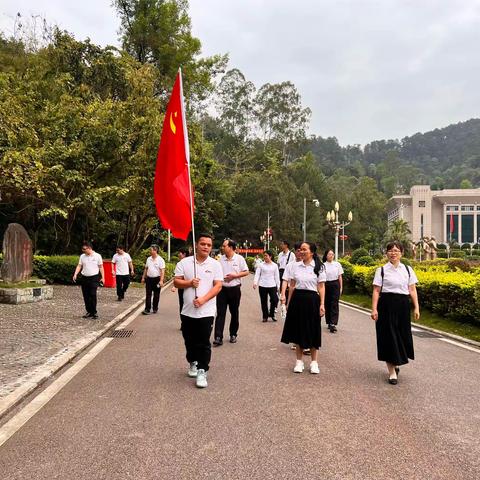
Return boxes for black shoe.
[388,378,398,385]
[117,297,122,301]
[153,310,158,314]
[82,313,92,318]
[213,337,223,346]
[270,317,277,322]
[262,318,268,322]
[142,310,150,315]
[92,314,98,320]
[331,325,337,333]
[229,335,237,344]
[395,366,400,375]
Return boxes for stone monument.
[0,223,53,304]
[1,223,33,282]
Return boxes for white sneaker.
[196,369,208,388]
[187,361,198,378]
[310,361,320,374]
[293,360,304,373]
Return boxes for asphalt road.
[0,275,479,480]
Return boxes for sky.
[2,0,480,146]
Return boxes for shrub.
[33,255,79,284]
[246,257,256,272]
[338,258,354,285]
[400,258,412,267]
[451,250,467,258]
[437,243,447,250]
[356,255,375,266]
[350,248,369,264]
[437,251,448,258]
[445,258,471,272]
[461,243,472,250]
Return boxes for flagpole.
[178,67,197,278]
[167,229,171,261]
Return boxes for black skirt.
[376,293,414,365]
[281,289,321,349]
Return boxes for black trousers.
[215,286,241,339]
[178,288,184,314]
[325,280,340,325]
[181,315,214,371]
[81,274,100,315]
[259,286,278,319]
[116,274,130,299]
[145,276,161,312]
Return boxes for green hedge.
[32,255,175,285]
[342,259,480,324]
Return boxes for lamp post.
[242,240,251,258]
[303,198,320,242]
[326,202,353,260]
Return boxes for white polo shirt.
[79,252,103,277]
[277,250,295,270]
[219,253,248,288]
[254,262,280,289]
[175,256,224,318]
[283,260,326,292]
[373,262,418,295]
[324,261,344,281]
[112,252,132,276]
[145,256,165,278]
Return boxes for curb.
[340,300,480,349]
[0,281,173,421]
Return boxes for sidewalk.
[0,285,145,401]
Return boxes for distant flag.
[154,69,194,241]
[449,212,454,240]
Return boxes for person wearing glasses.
[73,241,104,319]
[371,241,420,385]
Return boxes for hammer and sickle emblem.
[170,111,178,134]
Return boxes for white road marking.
[0,338,113,448]
[439,338,480,354]
[341,303,371,316]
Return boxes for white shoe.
[187,361,198,378]
[196,369,208,388]
[310,361,320,374]
[293,360,304,373]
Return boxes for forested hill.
[304,119,480,195]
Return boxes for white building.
[388,185,480,244]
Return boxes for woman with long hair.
[371,241,420,385]
[322,248,344,333]
[253,250,280,322]
[281,242,326,374]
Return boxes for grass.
[341,292,480,343]
[0,281,43,289]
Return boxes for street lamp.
[303,198,320,242]
[242,240,252,258]
[326,202,353,259]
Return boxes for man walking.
[174,234,223,388]
[213,239,249,346]
[73,241,104,319]
[277,240,295,285]
[112,245,134,301]
[141,245,165,315]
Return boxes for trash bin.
[102,260,116,288]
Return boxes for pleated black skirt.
[376,293,414,365]
[281,289,321,349]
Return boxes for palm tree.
[383,219,412,250]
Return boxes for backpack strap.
[380,266,384,294]
[287,251,291,263]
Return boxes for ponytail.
[304,241,325,276]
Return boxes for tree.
[383,219,412,247]
[460,179,473,189]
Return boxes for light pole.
[260,211,273,250]
[303,198,320,242]
[326,202,353,260]
[242,240,251,258]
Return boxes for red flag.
[449,213,454,234]
[154,70,193,240]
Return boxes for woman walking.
[253,250,280,322]
[371,241,420,385]
[322,249,344,333]
[281,242,326,374]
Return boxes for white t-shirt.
[174,256,224,318]
[277,250,295,270]
[254,262,280,289]
[78,252,103,277]
[324,261,344,281]
[219,253,249,287]
[373,262,418,295]
[112,252,132,276]
[283,260,326,292]
[145,256,165,278]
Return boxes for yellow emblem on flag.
[170,111,178,134]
